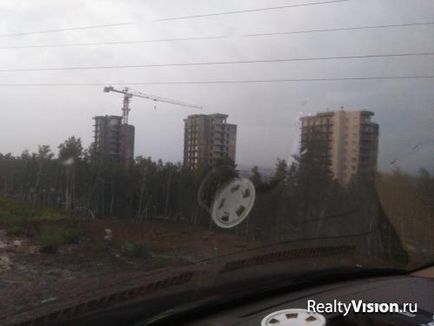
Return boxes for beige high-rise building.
[184,114,237,169]
[300,110,379,184]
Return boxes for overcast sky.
[0,0,433,173]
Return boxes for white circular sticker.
[211,178,256,228]
[261,309,326,326]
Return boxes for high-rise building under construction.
[184,113,237,169]
[93,115,135,165]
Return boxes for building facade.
[93,115,135,165]
[184,114,237,169]
[300,110,379,184]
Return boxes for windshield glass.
[0,0,433,323]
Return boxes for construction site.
[93,86,207,166]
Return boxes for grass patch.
[39,227,80,253]
[0,197,63,223]
[0,197,63,236]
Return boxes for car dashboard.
[177,268,434,325]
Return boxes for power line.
[155,0,350,22]
[246,21,434,37]
[0,36,227,50]
[1,51,434,72]
[1,21,433,50]
[0,75,433,87]
[1,21,431,51]
[0,22,135,38]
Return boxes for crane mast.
[121,92,132,125]
[103,86,202,124]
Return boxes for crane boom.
[103,86,202,124]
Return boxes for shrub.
[62,228,80,244]
[39,227,80,253]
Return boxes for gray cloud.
[1,0,433,173]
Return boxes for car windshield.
[0,0,433,323]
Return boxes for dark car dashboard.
[175,268,434,326]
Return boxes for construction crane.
[103,86,202,124]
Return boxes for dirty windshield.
[0,0,433,324]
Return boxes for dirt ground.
[0,217,261,323]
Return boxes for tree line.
[0,136,433,261]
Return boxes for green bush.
[39,227,80,253]
[62,228,80,244]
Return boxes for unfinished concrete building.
[184,113,237,169]
[93,115,135,165]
